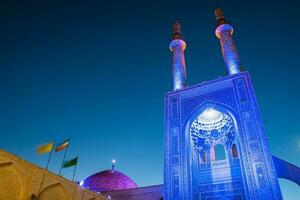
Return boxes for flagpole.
[46,141,55,170]
[72,156,78,182]
[38,140,55,198]
[59,139,70,176]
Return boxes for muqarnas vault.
[164,8,298,200]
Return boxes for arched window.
[232,144,238,158]
[212,144,226,161]
[200,150,206,162]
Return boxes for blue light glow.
[169,39,187,90]
[79,181,84,186]
[190,108,234,151]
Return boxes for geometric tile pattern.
[83,170,137,192]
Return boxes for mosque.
[1,8,300,200]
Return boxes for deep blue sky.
[1,0,300,198]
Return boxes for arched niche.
[39,183,68,200]
[232,143,238,158]
[0,162,24,200]
[186,102,240,164]
[182,101,247,199]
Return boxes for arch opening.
[212,144,226,161]
[39,183,68,200]
[190,107,235,163]
[0,164,23,200]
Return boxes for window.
[212,144,226,161]
[232,144,238,158]
[200,150,206,162]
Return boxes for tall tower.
[215,8,241,75]
[164,9,282,200]
[170,21,187,90]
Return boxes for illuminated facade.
[170,21,187,90]
[215,9,241,75]
[2,8,300,200]
[164,9,282,200]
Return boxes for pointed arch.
[39,183,69,200]
[184,101,241,134]
[186,101,239,155]
[0,162,24,200]
[182,100,246,199]
[184,101,241,149]
[273,156,300,186]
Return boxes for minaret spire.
[215,8,241,75]
[170,21,187,90]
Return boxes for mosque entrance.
[189,107,245,199]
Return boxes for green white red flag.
[55,139,70,152]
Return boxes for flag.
[55,139,70,152]
[37,142,54,154]
[62,156,78,168]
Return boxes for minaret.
[169,21,187,90]
[164,9,284,200]
[215,8,241,75]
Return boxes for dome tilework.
[83,170,137,192]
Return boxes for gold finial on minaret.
[214,8,229,27]
[172,20,183,40]
[214,8,241,75]
[215,8,224,21]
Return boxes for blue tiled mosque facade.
[164,72,282,200]
[164,9,282,200]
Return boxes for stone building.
[0,149,108,200]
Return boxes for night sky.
[1,1,300,198]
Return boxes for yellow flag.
[37,142,54,154]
